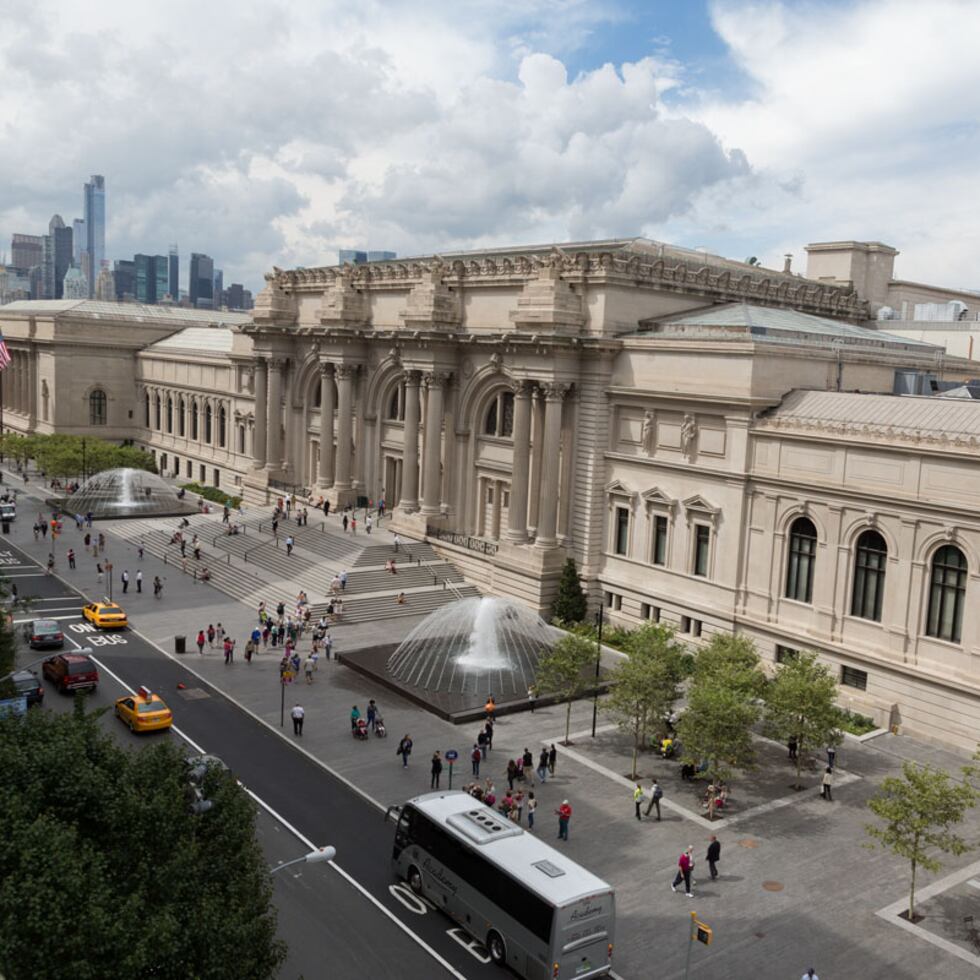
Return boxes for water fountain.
[387,596,556,697]
[52,467,198,519]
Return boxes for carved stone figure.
[680,414,698,455]
[641,410,656,455]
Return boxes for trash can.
[1,521,9,535]
[175,635,186,655]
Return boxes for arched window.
[154,394,161,429]
[90,389,107,426]
[926,545,967,643]
[388,384,405,421]
[483,391,514,437]
[218,405,226,448]
[191,400,199,440]
[851,529,887,621]
[313,382,322,409]
[785,517,817,603]
[205,403,212,443]
[144,391,150,427]
[178,397,185,437]
[166,396,173,434]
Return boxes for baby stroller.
[353,718,369,740]
[374,715,387,738]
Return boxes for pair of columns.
[505,380,569,549]
[4,351,30,415]
[399,370,449,516]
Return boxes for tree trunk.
[795,735,803,788]
[564,699,572,745]
[909,850,918,921]
[631,742,638,781]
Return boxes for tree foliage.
[763,651,844,787]
[604,623,689,778]
[0,433,157,480]
[0,706,286,979]
[552,558,587,625]
[675,634,767,815]
[865,760,977,921]
[535,633,596,745]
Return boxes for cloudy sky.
[3,0,979,294]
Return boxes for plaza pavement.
[7,468,980,979]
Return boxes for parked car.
[23,619,65,649]
[10,669,44,707]
[41,653,98,693]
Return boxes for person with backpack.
[430,752,443,789]
[471,744,482,777]
[645,779,664,820]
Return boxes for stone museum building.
[2,236,980,750]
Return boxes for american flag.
[0,332,10,370]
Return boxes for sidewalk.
[6,466,980,979]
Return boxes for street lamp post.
[270,846,336,875]
[591,604,603,738]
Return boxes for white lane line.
[13,614,82,623]
[85,651,469,980]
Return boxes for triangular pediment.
[682,493,719,515]
[641,486,676,507]
[605,479,636,499]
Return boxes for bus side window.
[396,807,414,848]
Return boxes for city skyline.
[2,1,980,294]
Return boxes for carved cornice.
[755,414,980,450]
[509,379,534,397]
[334,364,358,381]
[261,246,868,322]
[540,381,572,402]
[423,370,452,389]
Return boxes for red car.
[42,654,98,693]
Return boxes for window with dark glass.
[153,394,160,429]
[191,401,199,440]
[166,397,173,434]
[926,545,967,643]
[178,398,185,436]
[653,515,668,566]
[483,391,515,437]
[851,530,887,621]
[388,385,404,421]
[144,392,150,427]
[785,517,817,602]
[775,645,799,664]
[614,506,630,555]
[219,406,226,448]
[841,666,867,691]
[484,398,498,435]
[204,404,212,443]
[90,389,108,426]
[693,524,710,577]
[238,425,246,454]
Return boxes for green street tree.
[535,633,596,745]
[552,557,587,624]
[604,623,689,779]
[865,760,977,921]
[763,651,844,788]
[0,706,286,979]
[29,434,157,481]
[675,634,767,819]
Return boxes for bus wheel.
[407,866,423,895]
[486,931,505,965]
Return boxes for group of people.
[670,838,722,898]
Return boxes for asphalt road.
[6,535,507,980]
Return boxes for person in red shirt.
[671,845,695,897]
[556,800,572,840]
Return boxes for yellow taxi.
[82,601,128,629]
[114,686,173,733]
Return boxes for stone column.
[400,371,421,511]
[333,364,355,491]
[527,386,544,533]
[534,382,570,548]
[266,359,285,469]
[421,371,448,515]
[504,380,533,542]
[27,351,37,426]
[15,354,24,413]
[317,363,335,487]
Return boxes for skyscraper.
[134,254,169,304]
[213,268,223,308]
[113,259,135,300]
[62,266,88,299]
[83,175,105,298]
[189,252,214,308]
[72,219,85,265]
[42,215,73,300]
[11,234,43,272]
[168,245,179,302]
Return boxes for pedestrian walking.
[393,533,400,552]
[137,544,144,561]
[706,835,721,880]
[548,744,557,776]
[135,569,143,593]
[291,703,305,736]
[645,779,664,820]
[153,576,163,599]
[304,656,314,683]
[215,623,225,647]
[556,800,572,841]
[207,624,215,648]
[121,569,130,594]
[351,517,357,535]
[671,846,695,897]
[245,639,255,663]
[196,630,206,655]
[431,752,443,789]
[285,535,294,556]
[633,783,645,820]
[477,729,488,759]
[827,745,837,770]
[340,569,348,591]
[527,684,537,712]
[342,514,349,532]
[537,748,549,783]
[365,515,372,534]
[522,747,534,784]
[821,767,834,801]
[67,548,76,570]
[397,735,413,767]
[527,792,537,831]
[507,759,518,790]
[97,562,104,582]
[471,744,481,776]
[45,553,55,575]
[223,637,234,664]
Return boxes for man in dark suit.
[706,836,721,880]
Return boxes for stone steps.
[238,512,362,562]
[308,582,480,625]
[354,541,439,567]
